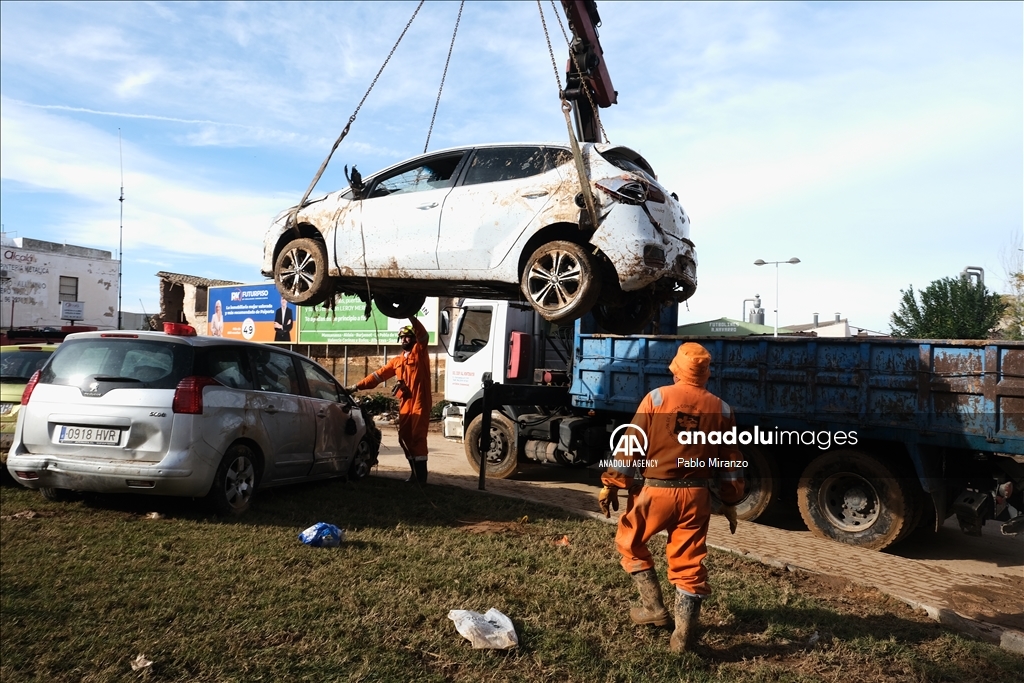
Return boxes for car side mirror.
[440,310,450,336]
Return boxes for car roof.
[60,331,309,358]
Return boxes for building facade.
[1,235,119,330]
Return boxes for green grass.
[2,477,1021,682]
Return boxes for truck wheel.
[274,237,331,306]
[520,241,601,324]
[208,445,260,516]
[797,449,915,550]
[373,293,425,319]
[465,412,518,479]
[733,445,780,522]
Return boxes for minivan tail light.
[21,371,40,405]
[172,376,221,414]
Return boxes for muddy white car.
[262,143,697,334]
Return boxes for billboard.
[207,284,438,345]
[298,295,438,345]
[208,284,297,343]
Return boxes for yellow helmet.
[398,325,415,342]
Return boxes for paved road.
[372,425,1024,653]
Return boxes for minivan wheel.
[521,240,601,323]
[40,487,78,502]
[348,434,379,481]
[374,293,426,319]
[209,445,258,516]
[274,237,331,306]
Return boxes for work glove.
[344,385,358,394]
[721,505,738,534]
[598,485,620,518]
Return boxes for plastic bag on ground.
[447,608,519,649]
[298,522,345,547]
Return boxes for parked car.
[1,343,60,464]
[6,324,380,515]
[261,142,697,334]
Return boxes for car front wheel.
[520,240,601,324]
[274,237,331,306]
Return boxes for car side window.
[462,146,558,186]
[252,349,301,395]
[454,308,493,361]
[367,153,465,198]
[299,360,342,402]
[195,346,255,390]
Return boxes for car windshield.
[0,350,53,382]
[42,338,193,390]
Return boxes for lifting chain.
[424,1,465,153]
[538,0,599,230]
[291,0,425,227]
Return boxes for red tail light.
[21,371,40,405]
[172,376,221,414]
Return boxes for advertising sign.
[207,284,297,343]
[60,301,85,322]
[298,295,438,345]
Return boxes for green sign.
[297,295,437,345]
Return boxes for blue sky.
[1,1,1021,333]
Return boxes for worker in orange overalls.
[347,316,432,483]
[598,342,745,652]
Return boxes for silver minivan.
[6,325,380,515]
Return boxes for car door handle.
[264,405,278,414]
[521,191,549,199]
[417,202,439,210]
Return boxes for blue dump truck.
[442,300,1024,550]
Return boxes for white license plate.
[58,425,121,445]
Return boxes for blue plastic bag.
[298,522,345,548]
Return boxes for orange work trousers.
[397,408,429,461]
[615,486,712,595]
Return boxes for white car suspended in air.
[261,142,697,334]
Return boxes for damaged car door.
[343,151,468,274]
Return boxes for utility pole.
[118,130,124,331]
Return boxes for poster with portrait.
[207,284,296,343]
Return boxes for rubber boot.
[629,569,670,626]
[414,460,428,484]
[405,459,417,482]
[669,590,702,652]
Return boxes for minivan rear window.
[42,339,193,390]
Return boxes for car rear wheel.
[274,237,331,306]
[374,293,426,319]
[40,487,78,502]
[591,290,659,334]
[521,241,601,324]
[209,445,259,516]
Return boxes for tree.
[1001,270,1024,340]
[890,275,1007,339]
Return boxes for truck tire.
[733,445,780,522]
[465,412,518,479]
[797,449,916,550]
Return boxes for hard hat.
[398,325,415,341]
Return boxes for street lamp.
[754,257,800,337]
